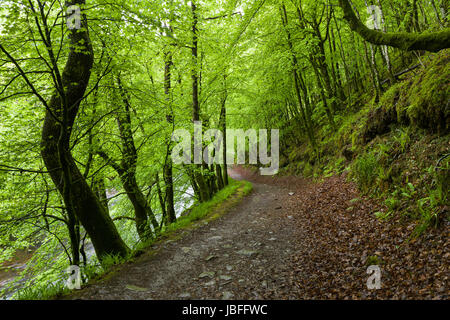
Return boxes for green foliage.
[366,255,383,266]
[0,0,448,299]
[412,157,449,237]
[100,253,130,271]
[15,282,69,301]
[392,128,411,153]
[352,152,380,193]
[323,157,346,177]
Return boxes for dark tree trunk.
[40,0,129,260]
[120,173,156,239]
[281,4,318,151]
[219,76,229,186]
[163,50,176,224]
[191,1,211,202]
[93,177,109,215]
[156,174,167,226]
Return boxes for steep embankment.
[284,50,449,237]
[63,167,447,300]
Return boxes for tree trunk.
[281,4,319,149]
[93,177,109,215]
[155,174,167,227]
[191,1,211,202]
[219,77,229,186]
[40,0,129,260]
[163,159,176,224]
[121,173,156,239]
[163,50,177,224]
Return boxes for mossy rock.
[361,105,397,143]
[404,52,449,134]
[361,50,450,142]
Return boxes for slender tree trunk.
[219,76,229,186]
[93,177,109,215]
[156,174,168,226]
[66,207,80,266]
[121,173,156,239]
[354,3,383,101]
[369,0,395,84]
[163,50,176,223]
[281,4,319,147]
[116,76,157,239]
[191,1,211,202]
[332,11,352,96]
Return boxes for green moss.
[366,255,383,266]
[362,50,449,141]
[405,53,449,133]
[379,81,403,109]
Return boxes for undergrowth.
[282,50,449,238]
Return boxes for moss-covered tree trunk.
[191,1,211,202]
[93,177,109,215]
[41,0,129,260]
[120,173,156,239]
[96,76,158,241]
[338,0,450,52]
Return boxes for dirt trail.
[68,167,448,300]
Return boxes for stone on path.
[181,247,191,253]
[125,284,148,292]
[236,249,258,257]
[222,291,234,300]
[199,271,215,279]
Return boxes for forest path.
[69,167,303,299]
[68,167,448,300]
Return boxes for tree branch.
[338,0,450,52]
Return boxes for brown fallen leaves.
[234,167,448,299]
